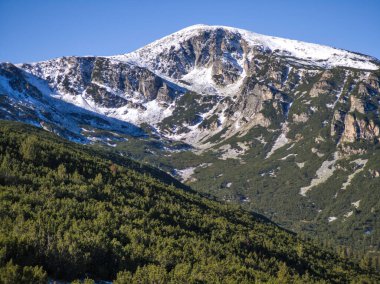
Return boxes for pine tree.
[277,262,291,283]
[20,135,39,161]
[57,164,67,180]
[94,173,103,185]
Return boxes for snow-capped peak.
[111,24,379,71]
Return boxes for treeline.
[0,121,378,283]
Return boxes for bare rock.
[340,113,359,143]
[309,71,334,98]
[292,113,309,123]
[340,113,379,143]
[349,95,365,113]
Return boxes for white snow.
[344,211,353,218]
[341,159,368,190]
[0,69,146,144]
[105,142,117,147]
[327,73,349,109]
[352,200,361,209]
[266,133,288,158]
[10,24,379,153]
[286,144,295,151]
[279,153,297,160]
[328,216,338,222]
[218,142,251,160]
[255,135,267,145]
[175,163,212,182]
[178,66,247,97]
[19,57,177,130]
[260,167,279,178]
[300,152,339,196]
[296,162,305,169]
[111,24,379,71]
[176,167,196,182]
[311,147,325,158]
[181,67,218,95]
[266,123,290,158]
[310,106,318,112]
[115,100,175,126]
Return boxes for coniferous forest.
[0,121,378,283]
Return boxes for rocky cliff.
[1,24,380,251]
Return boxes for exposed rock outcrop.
[6,25,380,149]
[349,95,365,113]
[340,113,379,143]
[309,71,335,98]
[292,113,309,123]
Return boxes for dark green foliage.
[0,121,378,282]
[0,260,47,284]
[19,135,39,161]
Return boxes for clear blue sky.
[1,0,379,63]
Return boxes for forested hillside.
[2,25,379,255]
[0,121,378,283]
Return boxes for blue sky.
[1,0,379,63]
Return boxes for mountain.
[0,120,378,282]
[1,24,380,254]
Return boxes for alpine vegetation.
[1,24,380,282]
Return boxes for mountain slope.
[114,24,378,74]
[0,120,378,282]
[1,24,380,254]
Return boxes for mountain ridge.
[112,24,379,71]
[1,24,380,256]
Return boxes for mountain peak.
[2,22,380,260]
[111,24,379,71]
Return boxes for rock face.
[309,71,337,98]
[21,57,181,107]
[1,24,380,252]
[5,26,379,147]
[337,113,379,143]
[292,113,309,123]
[341,114,359,143]
[0,24,379,148]
[0,62,144,142]
[1,25,379,149]
[119,27,248,85]
[327,70,380,143]
[349,95,365,113]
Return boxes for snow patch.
[300,152,339,196]
[176,167,196,182]
[296,162,305,169]
[113,24,379,71]
[352,200,361,209]
[341,159,368,190]
[255,135,267,145]
[328,216,337,222]
[344,211,353,218]
[266,123,290,158]
[181,67,218,95]
[218,142,251,160]
[311,147,325,158]
[279,153,297,160]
